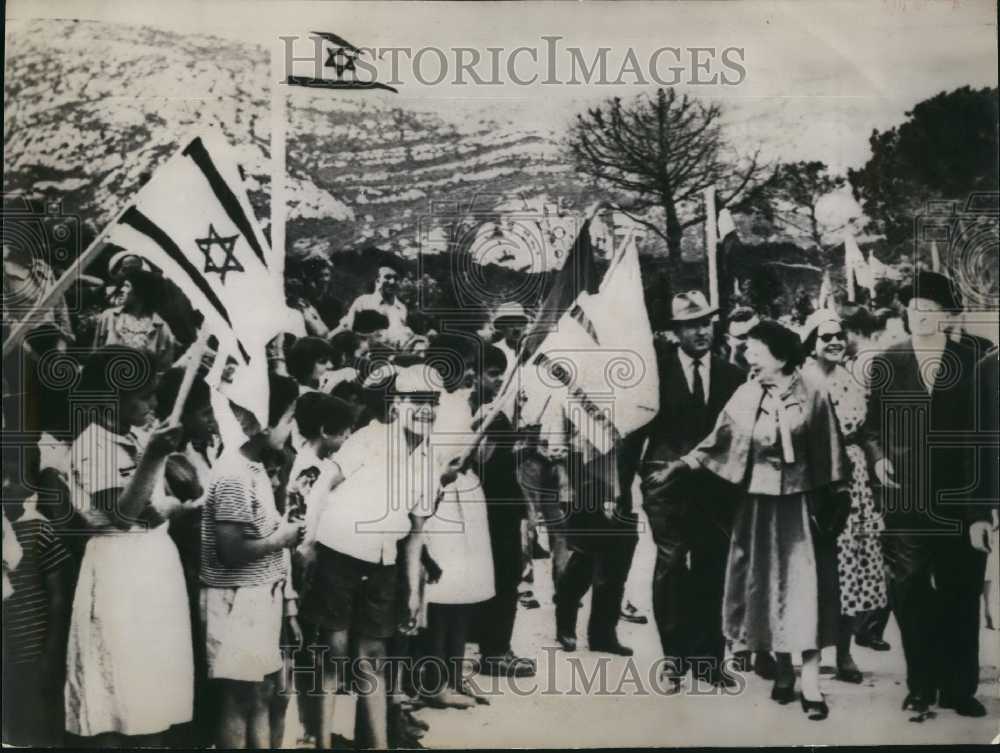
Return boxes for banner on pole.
[106,130,284,425]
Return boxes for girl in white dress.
[419,363,495,708]
[65,346,193,746]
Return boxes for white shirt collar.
[677,348,707,372]
[676,348,709,399]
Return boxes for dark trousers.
[882,515,987,701]
[854,606,891,641]
[643,489,731,677]
[477,506,524,657]
[555,513,639,643]
[516,452,572,590]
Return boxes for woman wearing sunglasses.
[801,309,888,686]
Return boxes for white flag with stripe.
[845,233,874,301]
[518,225,659,455]
[107,130,283,425]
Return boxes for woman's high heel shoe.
[800,694,829,721]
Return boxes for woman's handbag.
[808,485,852,540]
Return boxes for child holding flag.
[199,373,305,749]
[64,346,192,747]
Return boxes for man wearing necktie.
[638,291,747,691]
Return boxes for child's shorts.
[201,583,284,682]
[300,545,399,639]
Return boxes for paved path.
[411,555,999,748]
[287,518,1000,748]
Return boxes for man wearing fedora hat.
[639,290,747,690]
[864,270,992,718]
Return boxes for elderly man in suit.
[639,291,747,691]
[865,271,993,718]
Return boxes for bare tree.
[756,160,856,251]
[569,87,770,271]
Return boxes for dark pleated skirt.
[723,492,840,653]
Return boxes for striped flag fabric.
[106,130,284,425]
[518,218,602,367]
[512,217,659,456]
[285,32,398,93]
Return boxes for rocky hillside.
[3,19,601,273]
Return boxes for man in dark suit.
[553,430,643,656]
[473,344,537,678]
[639,291,747,690]
[865,271,993,718]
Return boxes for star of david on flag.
[285,31,398,93]
[197,224,243,283]
[106,130,285,425]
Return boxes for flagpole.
[167,328,212,425]
[455,205,607,469]
[846,241,857,303]
[704,186,719,310]
[271,41,288,288]
[2,203,133,360]
[930,240,941,272]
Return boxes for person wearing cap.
[801,309,888,685]
[298,364,440,749]
[638,290,747,690]
[105,251,148,306]
[491,302,530,381]
[335,266,408,338]
[864,270,991,718]
[489,302,556,568]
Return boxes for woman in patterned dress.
[801,310,888,684]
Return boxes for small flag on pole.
[106,130,284,425]
[285,32,398,93]
[717,208,737,241]
[844,233,873,302]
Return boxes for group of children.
[2,327,530,749]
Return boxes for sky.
[6,0,998,231]
[8,0,996,169]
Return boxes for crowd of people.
[2,241,998,748]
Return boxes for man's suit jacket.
[975,348,999,514]
[864,338,989,526]
[642,343,747,465]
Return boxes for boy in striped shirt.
[2,490,73,746]
[199,374,304,749]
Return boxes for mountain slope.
[3,19,598,272]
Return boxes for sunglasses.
[819,332,846,343]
